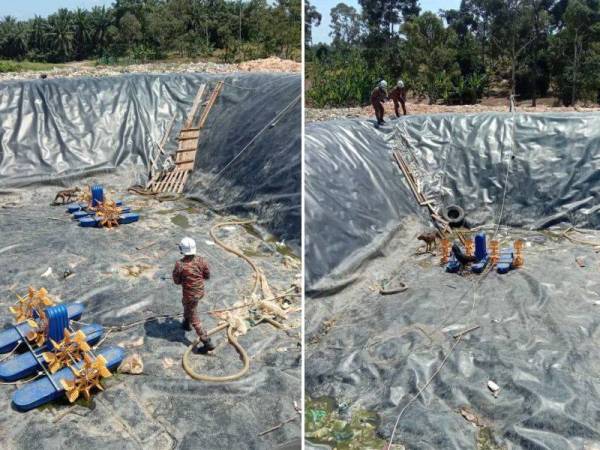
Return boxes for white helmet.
[397,79,404,88]
[379,80,387,89]
[178,237,196,255]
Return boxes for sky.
[0,0,460,44]
[0,0,113,19]
[311,0,461,44]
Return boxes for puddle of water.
[477,426,504,450]
[171,214,190,228]
[305,396,390,449]
[242,222,299,258]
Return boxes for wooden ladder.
[147,81,223,194]
[392,149,452,237]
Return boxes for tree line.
[0,0,301,65]
[306,0,600,107]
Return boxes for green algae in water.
[477,427,504,450]
[305,396,392,450]
[242,222,299,258]
[171,214,190,228]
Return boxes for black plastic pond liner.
[305,113,600,292]
[305,113,600,449]
[0,72,301,249]
[0,183,301,449]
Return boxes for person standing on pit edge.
[371,79,388,126]
[173,237,216,353]
[389,79,407,117]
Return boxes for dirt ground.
[0,57,300,82]
[306,96,600,122]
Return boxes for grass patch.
[0,60,66,73]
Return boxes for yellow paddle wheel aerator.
[60,353,112,402]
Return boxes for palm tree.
[89,6,113,56]
[47,9,74,62]
[28,16,49,58]
[0,16,29,59]
[73,8,92,60]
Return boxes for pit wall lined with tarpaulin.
[305,113,600,450]
[305,113,600,293]
[0,72,301,248]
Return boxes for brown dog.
[417,230,438,253]
[53,187,81,205]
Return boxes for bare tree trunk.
[511,35,516,97]
[572,31,578,106]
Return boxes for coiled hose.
[182,220,273,382]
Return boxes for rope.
[0,373,42,386]
[209,95,300,183]
[0,343,19,362]
[70,290,299,334]
[379,282,408,295]
[386,265,492,447]
[386,117,513,446]
[492,103,516,239]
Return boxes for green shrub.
[307,51,391,107]
[0,60,19,73]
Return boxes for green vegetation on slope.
[306,0,600,107]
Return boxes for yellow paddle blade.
[79,341,91,352]
[26,319,38,329]
[49,359,62,374]
[82,386,91,401]
[72,330,87,343]
[60,379,71,390]
[41,352,54,363]
[98,366,112,378]
[66,387,80,403]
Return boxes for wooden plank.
[184,84,206,128]
[175,158,195,165]
[196,81,223,129]
[163,171,178,193]
[178,141,197,151]
[177,135,199,141]
[173,170,186,193]
[153,173,166,192]
[178,171,189,193]
[160,116,176,150]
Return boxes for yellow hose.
[182,323,250,382]
[209,220,261,295]
[182,219,266,382]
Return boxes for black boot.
[194,338,216,354]
[202,338,216,351]
[181,320,192,331]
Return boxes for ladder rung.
[177,135,198,141]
